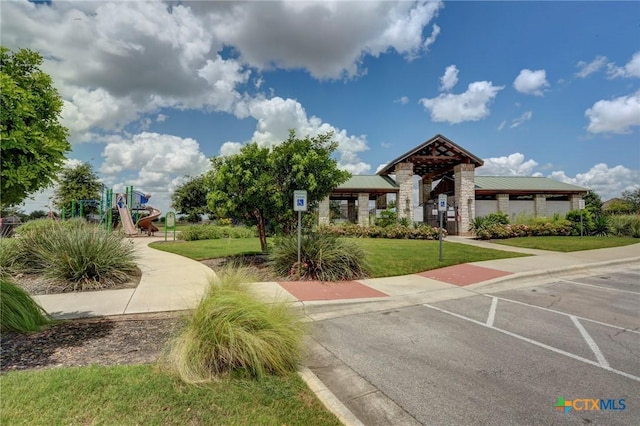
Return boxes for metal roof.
[474,176,589,192]
[335,175,399,191]
[377,134,484,179]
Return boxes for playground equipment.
[109,186,161,236]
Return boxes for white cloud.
[439,65,459,92]
[219,142,244,157]
[420,81,504,124]
[423,24,441,51]
[576,56,608,78]
[497,120,507,131]
[509,111,533,129]
[607,51,640,79]
[477,153,540,176]
[395,96,410,105]
[550,164,640,199]
[156,114,168,122]
[207,0,443,79]
[513,69,549,96]
[585,90,640,134]
[224,96,371,174]
[99,132,211,213]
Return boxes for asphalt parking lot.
[310,267,640,425]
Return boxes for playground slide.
[118,206,138,236]
[138,206,161,235]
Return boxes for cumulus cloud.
[99,132,211,211]
[477,153,540,176]
[585,90,640,134]
[513,69,549,96]
[576,56,608,78]
[550,164,640,198]
[439,65,459,92]
[607,51,640,79]
[222,96,371,174]
[207,0,443,79]
[420,81,504,124]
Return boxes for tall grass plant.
[161,267,306,383]
[0,278,51,332]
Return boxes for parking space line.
[570,315,610,368]
[423,303,640,383]
[484,295,640,335]
[486,296,498,327]
[560,279,640,295]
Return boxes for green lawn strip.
[0,364,341,426]
[150,238,263,260]
[353,238,529,278]
[491,236,639,252]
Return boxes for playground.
[62,186,162,237]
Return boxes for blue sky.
[3,1,639,215]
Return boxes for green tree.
[53,162,102,217]
[583,191,602,215]
[171,175,210,222]
[206,131,350,252]
[621,187,640,213]
[603,198,634,215]
[0,46,70,207]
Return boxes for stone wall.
[534,194,547,217]
[358,193,370,226]
[318,196,330,225]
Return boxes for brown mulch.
[0,313,185,373]
[1,256,283,374]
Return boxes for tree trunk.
[254,208,267,252]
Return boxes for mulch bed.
[1,313,184,373]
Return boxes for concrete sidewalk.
[34,236,640,320]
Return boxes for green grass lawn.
[0,365,340,425]
[150,238,263,260]
[492,236,639,252]
[355,239,528,277]
[151,237,529,278]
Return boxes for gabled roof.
[334,175,398,192]
[377,134,484,179]
[474,176,589,193]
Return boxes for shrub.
[475,220,573,240]
[565,210,594,236]
[0,238,19,278]
[269,234,369,281]
[161,268,305,382]
[317,223,441,240]
[469,212,509,235]
[178,224,257,241]
[591,214,611,237]
[14,222,137,291]
[1,278,51,332]
[608,215,640,238]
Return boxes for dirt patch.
[11,267,142,295]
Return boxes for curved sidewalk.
[34,237,640,320]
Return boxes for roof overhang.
[377,134,484,180]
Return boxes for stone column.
[534,194,547,217]
[420,177,432,223]
[497,194,509,214]
[358,193,370,227]
[454,163,476,236]
[570,194,583,211]
[347,199,356,223]
[318,196,330,226]
[396,162,414,221]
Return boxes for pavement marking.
[559,279,640,295]
[482,294,640,336]
[423,303,640,384]
[486,296,498,327]
[570,315,610,368]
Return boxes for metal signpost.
[438,194,447,261]
[293,190,308,272]
[165,211,176,241]
[578,199,586,237]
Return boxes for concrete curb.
[298,367,365,426]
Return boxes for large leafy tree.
[53,162,102,216]
[621,187,640,213]
[0,46,71,207]
[171,175,210,223]
[206,131,350,252]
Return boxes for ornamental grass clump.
[14,220,137,291]
[0,278,51,332]
[162,267,306,383]
[269,233,369,281]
